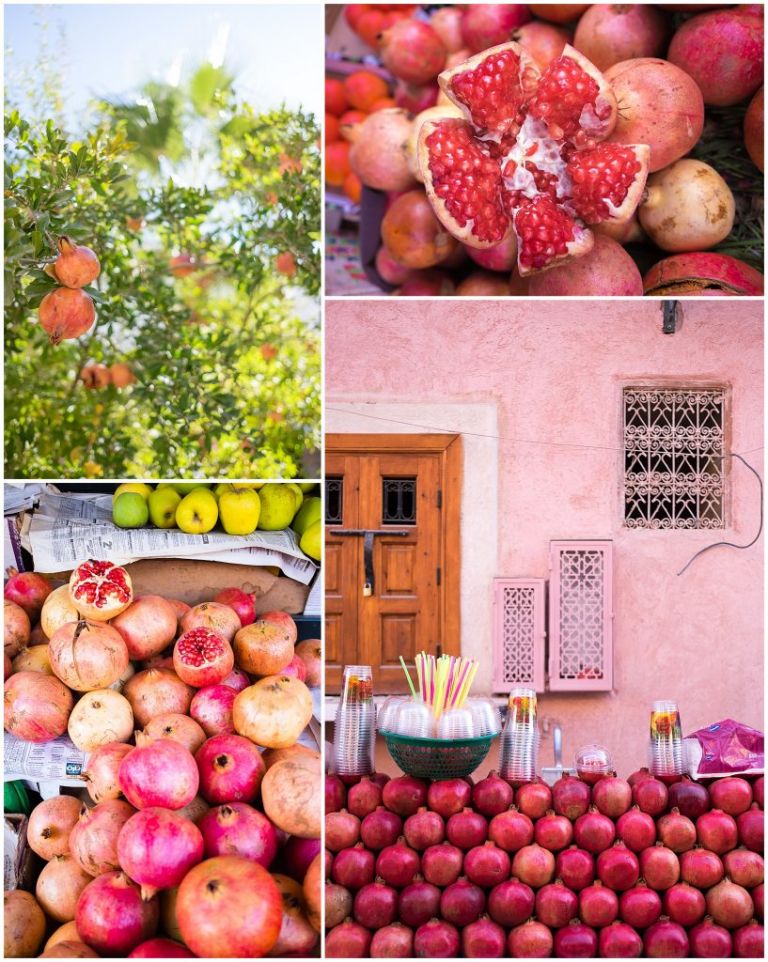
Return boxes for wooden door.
[325,434,461,693]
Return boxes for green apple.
[114,482,153,502]
[219,488,261,535]
[258,484,298,530]
[148,487,181,528]
[175,488,218,534]
[113,492,149,528]
[285,482,304,514]
[293,496,321,537]
[172,482,212,495]
[300,519,321,561]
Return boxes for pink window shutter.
[492,578,546,693]
[548,541,613,692]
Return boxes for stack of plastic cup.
[332,665,376,776]
[649,700,686,778]
[467,698,502,737]
[499,686,539,782]
[436,707,474,739]
[394,699,434,738]
[575,744,613,785]
[377,696,405,733]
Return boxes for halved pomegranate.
[68,561,133,621]
[418,42,649,275]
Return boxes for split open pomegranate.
[418,42,649,275]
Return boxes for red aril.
[446,808,488,849]
[404,807,445,850]
[464,841,511,887]
[331,844,375,891]
[710,777,754,816]
[461,4,531,53]
[535,879,578,927]
[353,880,398,928]
[597,841,640,891]
[370,922,413,958]
[507,919,553,957]
[75,872,158,956]
[738,805,764,853]
[633,775,669,816]
[552,773,592,821]
[440,878,486,925]
[641,844,681,890]
[668,776,712,819]
[4,571,52,618]
[658,808,697,852]
[213,587,255,627]
[413,919,460,958]
[462,916,505,958]
[398,879,441,927]
[189,684,236,736]
[488,808,534,851]
[27,794,83,860]
[733,919,764,957]
[556,845,595,891]
[512,843,556,887]
[422,842,463,887]
[643,919,689,958]
[579,881,619,927]
[119,740,198,811]
[195,733,265,804]
[376,838,420,888]
[534,811,573,851]
[4,671,73,742]
[619,882,662,928]
[382,775,428,816]
[680,846,725,888]
[325,810,360,851]
[427,777,471,817]
[361,807,403,850]
[173,627,233,688]
[326,919,371,958]
[117,807,203,899]
[574,807,616,853]
[598,920,643,958]
[617,807,656,852]
[724,848,765,888]
[487,878,535,926]
[664,881,706,926]
[70,799,134,877]
[697,808,739,854]
[123,668,193,728]
[515,780,552,819]
[689,918,733,957]
[706,878,755,929]
[553,919,598,957]
[347,777,383,819]
[111,596,178,660]
[68,561,132,621]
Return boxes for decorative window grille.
[382,478,417,524]
[623,388,725,529]
[325,478,343,525]
[549,541,613,692]
[492,579,545,692]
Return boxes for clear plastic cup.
[467,698,502,736]
[377,696,406,732]
[436,708,474,739]
[507,687,537,728]
[575,744,613,785]
[394,701,434,738]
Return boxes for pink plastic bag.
[685,719,764,777]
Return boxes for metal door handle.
[328,529,409,595]
[330,529,410,537]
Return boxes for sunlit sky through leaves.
[4,3,323,124]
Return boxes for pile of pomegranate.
[326,3,764,296]
[325,766,764,958]
[3,565,322,958]
[38,236,100,344]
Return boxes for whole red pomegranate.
[579,881,619,927]
[379,19,447,86]
[710,777,754,816]
[195,732,265,804]
[512,21,568,68]
[507,918,553,957]
[512,843,556,887]
[573,4,670,71]
[176,855,283,957]
[535,879,578,928]
[461,4,531,52]
[706,877,755,929]
[325,919,372,957]
[574,808,616,854]
[4,570,53,618]
[556,845,595,891]
[515,780,552,819]
[118,739,199,810]
[111,595,178,660]
[733,919,764,957]
[39,288,96,344]
[128,938,193,958]
[190,684,236,736]
[27,795,83,860]
[376,838,420,888]
[643,918,689,957]
[592,775,633,818]
[737,805,764,853]
[680,846,725,888]
[70,799,135,877]
[52,237,100,288]
[4,671,73,742]
[214,587,255,627]
[528,234,643,295]
[552,773,592,821]
[553,919,598,957]
[117,807,203,899]
[382,189,459,270]
[48,620,129,692]
[138,713,206,755]
[689,918,733,957]
[382,775,429,816]
[616,807,657,852]
[697,808,739,854]
[599,920,643,957]
[123,668,193,728]
[75,871,159,956]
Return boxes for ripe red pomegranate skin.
[738,805,764,853]
[325,810,361,852]
[573,4,671,71]
[706,878,755,930]
[598,920,643,958]
[680,846,725,888]
[664,881,707,926]
[379,20,447,86]
[326,774,346,813]
[128,938,193,958]
[119,739,199,811]
[404,808,445,850]
[553,920,598,957]
[668,7,764,107]
[697,808,739,854]
[689,918,733,958]
[462,916,506,958]
[556,845,595,891]
[733,919,764,957]
[353,880,398,928]
[617,807,657,852]
[189,684,236,737]
[644,251,765,296]
[446,808,488,849]
[213,587,255,627]
[534,811,573,851]
[382,775,428,816]
[552,773,592,821]
[331,843,375,891]
[658,809,698,852]
[605,57,705,172]
[370,922,413,958]
[516,780,553,819]
[529,234,643,295]
[422,842,463,887]
[579,881,619,927]
[574,808,616,853]
[512,21,568,68]
[326,919,372,958]
[397,880,441,928]
[461,4,531,52]
[464,841,511,887]
[619,882,662,928]
[507,918,553,957]
[70,799,135,877]
[413,919,460,958]
[52,237,100,288]
[176,856,282,958]
[488,808,534,851]
[376,839,420,888]
[117,807,204,899]
[710,777,754,816]
[195,732,265,804]
[592,775,633,818]
[361,807,403,850]
[347,777,383,819]
[535,879,578,927]
[75,871,159,956]
[633,776,669,816]
[4,571,52,618]
[110,595,178,660]
[439,878,486,926]
[641,844,681,890]
[469,772,511,817]
[512,842,556,888]
[4,671,73,742]
[754,776,764,810]
[487,877,535,926]
[668,776,711,819]
[644,918,689,958]
[428,778,472,818]
[597,842,640,891]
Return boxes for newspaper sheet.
[24,490,318,584]
[3,733,88,782]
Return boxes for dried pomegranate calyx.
[420,41,648,275]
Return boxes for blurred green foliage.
[5,62,321,479]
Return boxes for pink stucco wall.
[326,299,764,777]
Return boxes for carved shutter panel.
[492,578,546,693]
[549,541,613,692]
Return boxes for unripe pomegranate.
[39,288,96,344]
[52,237,100,288]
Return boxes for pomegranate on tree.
[419,43,650,277]
[51,236,100,288]
[173,627,234,688]
[68,560,133,621]
[39,288,96,344]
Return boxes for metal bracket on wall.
[662,300,679,334]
